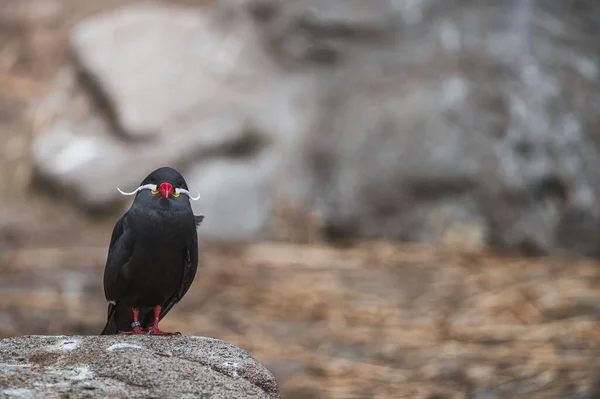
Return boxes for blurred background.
[2,0,600,397]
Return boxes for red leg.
[147,305,180,336]
[118,308,146,335]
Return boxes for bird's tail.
[100,303,119,335]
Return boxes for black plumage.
[101,167,203,335]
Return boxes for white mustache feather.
[116,184,201,201]
[116,184,157,195]
[175,188,201,201]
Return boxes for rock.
[70,1,255,139]
[245,0,401,66]
[296,0,600,256]
[31,64,264,211]
[31,1,319,239]
[0,335,280,398]
[29,0,600,257]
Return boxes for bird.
[100,166,204,335]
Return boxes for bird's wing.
[154,215,203,323]
[103,212,135,302]
[179,215,204,302]
[178,226,200,301]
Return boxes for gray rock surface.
[70,1,264,139]
[31,1,319,239]
[30,0,600,257]
[0,335,280,399]
[247,0,402,66]
[298,0,600,256]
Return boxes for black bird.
[101,166,203,335]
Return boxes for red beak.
[157,182,174,199]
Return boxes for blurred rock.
[0,335,280,398]
[31,1,318,239]
[70,1,258,139]
[296,0,600,256]
[30,0,600,256]
[246,0,402,66]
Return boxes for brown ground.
[2,1,600,398]
[4,240,600,398]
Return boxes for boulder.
[30,0,320,239]
[294,0,600,256]
[245,0,402,66]
[29,0,600,257]
[0,335,280,399]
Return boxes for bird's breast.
[130,207,195,239]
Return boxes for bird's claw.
[118,326,147,335]
[147,327,181,336]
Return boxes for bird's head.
[116,167,200,201]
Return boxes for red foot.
[147,327,181,336]
[146,305,181,336]
[118,308,146,334]
[118,326,146,335]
